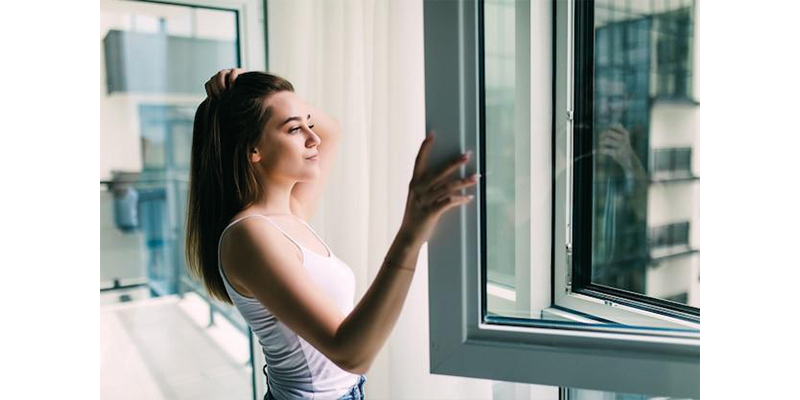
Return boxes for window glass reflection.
[591,0,699,307]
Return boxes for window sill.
[488,283,698,332]
[651,95,700,106]
[649,175,699,184]
[649,246,699,262]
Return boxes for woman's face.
[252,91,321,184]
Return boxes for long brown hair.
[185,71,294,305]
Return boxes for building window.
[650,221,691,249]
[653,147,693,179]
[654,5,694,100]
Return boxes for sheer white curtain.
[267,0,494,398]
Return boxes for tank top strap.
[257,216,306,251]
[220,214,332,259]
[292,217,332,257]
[219,214,303,251]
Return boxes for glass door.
[100,1,265,399]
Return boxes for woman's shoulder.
[229,205,264,223]
[223,211,272,242]
[225,205,284,231]
[221,210,303,261]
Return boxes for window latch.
[565,243,573,293]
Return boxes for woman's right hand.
[399,130,480,245]
[204,68,246,99]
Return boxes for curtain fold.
[268,1,495,398]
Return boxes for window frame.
[424,0,699,397]
[128,0,266,70]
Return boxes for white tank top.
[217,214,360,400]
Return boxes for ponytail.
[185,72,295,305]
[186,98,232,304]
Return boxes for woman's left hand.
[598,123,638,170]
[204,68,246,99]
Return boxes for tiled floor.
[101,290,254,400]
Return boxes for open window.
[423,0,699,397]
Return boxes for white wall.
[99,190,146,285]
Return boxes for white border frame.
[424,1,699,397]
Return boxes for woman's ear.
[251,148,261,163]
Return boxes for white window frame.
[423,0,699,398]
[136,0,266,72]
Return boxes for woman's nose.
[307,128,322,144]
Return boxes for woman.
[185,69,479,400]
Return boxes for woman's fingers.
[410,129,476,196]
[409,128,478,211]
[599,135,620,148]
[428,151,471,188]
[205,68,240,99]
[228,68,244,87]
[605,125,630,143]
[600,129,622,141]
[413,131,436,182]
[433,194,475,212]
[401,131,478,244]
[430,175,479,205]
[214,69,229,94]
[204,67,248,99]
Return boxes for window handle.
[565,243,573,293]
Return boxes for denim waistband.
[264,375,366,400]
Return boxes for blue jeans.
[333,375,367,400]
[264,375,367,400]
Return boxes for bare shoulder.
[222,215,302,261]
[219,215,302,294]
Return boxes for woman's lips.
[305,155,319,161]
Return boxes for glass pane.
[567,386,695,400]
[484,0,534,320]
[590,0,699,308]
[99,1,254,399]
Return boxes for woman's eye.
[290,124,314,133]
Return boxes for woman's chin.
[300,170,319,181]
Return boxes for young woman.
[185,69,479,400]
